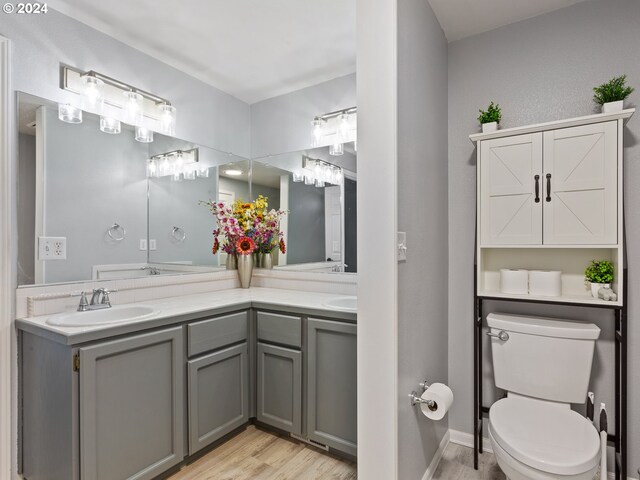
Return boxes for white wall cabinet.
[480,121,618,246]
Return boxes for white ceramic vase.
[482,122,498,133]
[590,282,610,298]
[602,100,623,113]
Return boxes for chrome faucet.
[76,288,116,311]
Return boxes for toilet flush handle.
[486,330,509,342]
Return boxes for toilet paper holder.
[408,380,438,411]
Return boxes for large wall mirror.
[17,93,357,286]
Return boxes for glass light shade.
[183,166,196,180]
[197,167,210,178]
[81,75,104,111]
[311,118,324,147]
[147,159,158,178]
[315,179,325,188]
[135,126,154,143]
[159,157,172,176]
[58,103,82,124]
[99,116,121,134]
[123,91,144,125]
[292,171,304,182]
[159,103,176,136]
[338,113,350,142]
[304,175,314,185]
[172,171,182,182]
[329,143,344,156]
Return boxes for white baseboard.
[420,430,450,480]
[449,428,493,454]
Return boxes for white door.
[480,133,543,245]
[324,186,342,261]
[217,190,236,266]
[543,122,617,245]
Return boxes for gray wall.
[17,133,35,285]
[397,0,449,477]
[1,8,251,158]
[250,73,357,158]
[447,0,640,474]
[42,108,148,283]
[287,179,326,265]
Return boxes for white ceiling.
[48,0,356,104]
[428,0,592,42]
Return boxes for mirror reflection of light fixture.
[337,113,350,141]
[148,147,199,180]
[123,91,143,125]
[224,169,243,176]
[197,167,210,178]
[135,126,154,143]
[159,103,176,136]
[81,74,104,111]
[58,103,82,124]
[299,155,344,187]
[99,116,121,134]
[329,143,344,156]
[292,171,305,182]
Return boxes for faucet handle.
[101,289,117,306]
[76,291,89,311]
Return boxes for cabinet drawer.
[257,312,301,348]
[188,311,248,357]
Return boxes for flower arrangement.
[202,195,287,257]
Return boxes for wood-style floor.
[169,426,357,480]
[433,443,505,480]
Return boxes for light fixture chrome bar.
[150,147,199,162]
[61,65,171,105]
[314,106,357,121]
[302,155,341,170]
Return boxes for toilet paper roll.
[420,383,454,421]
[529,270,562,297]
[500,269,529,295]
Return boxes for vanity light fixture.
[60,65,175,141]
[310,107,357,152]
[99,116,121,134]
[148,147,199,180]
[58,103,82,124]
[297,156,343,187]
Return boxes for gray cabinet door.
[256,343,302,435]
[79,327,184,480]
[188,343,249,455]
[307,318,357,456]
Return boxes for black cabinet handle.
[534,175,540,203]
[546,173,552,202]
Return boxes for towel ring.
[171,226,186,243]
[107,223,126,242]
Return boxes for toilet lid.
[489,397,600,475]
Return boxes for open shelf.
[478,290,622,308]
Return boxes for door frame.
[0,34,15,479]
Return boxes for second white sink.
[47,305,157,327]
[323,296,357,312]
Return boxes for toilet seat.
[489,397,600,475]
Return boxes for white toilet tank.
[487,313,600,404]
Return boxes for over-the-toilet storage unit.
[470,108,634,479]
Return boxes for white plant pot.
[590,282,610,298]
[482,122,498,133]
[602,101,623,113]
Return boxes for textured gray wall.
[250,74,357,158]
[17,133,35,285]
[1,8,251,158]
[397,0,449,477]
[287,178,326,265]
[447,0,640,475]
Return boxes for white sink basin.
[323,296,357,312]
[47,305,157,327]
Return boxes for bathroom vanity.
[16,288,357,480]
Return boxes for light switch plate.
[139,239,147,251]
[397,232,407,262]
[39,236,67,260]
[149,239,157,251]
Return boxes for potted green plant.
[584,260,614,298]
[593,75,634,113]
[478,101,502,133]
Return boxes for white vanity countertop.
[15,287,357,345]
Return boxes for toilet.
[487,313,602,480]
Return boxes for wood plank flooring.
[433,444,505,480]
[169,426,357,480]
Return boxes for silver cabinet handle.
[487,330,509,341]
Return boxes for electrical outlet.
[397,232,407,262]
[149,239,157,251]
[39,236,67,260]
[139,239,147,251]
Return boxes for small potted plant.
[584,260,614,298]
[593,75,634,113]
[478,101,502,133]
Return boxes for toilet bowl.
[488,396,600,480]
